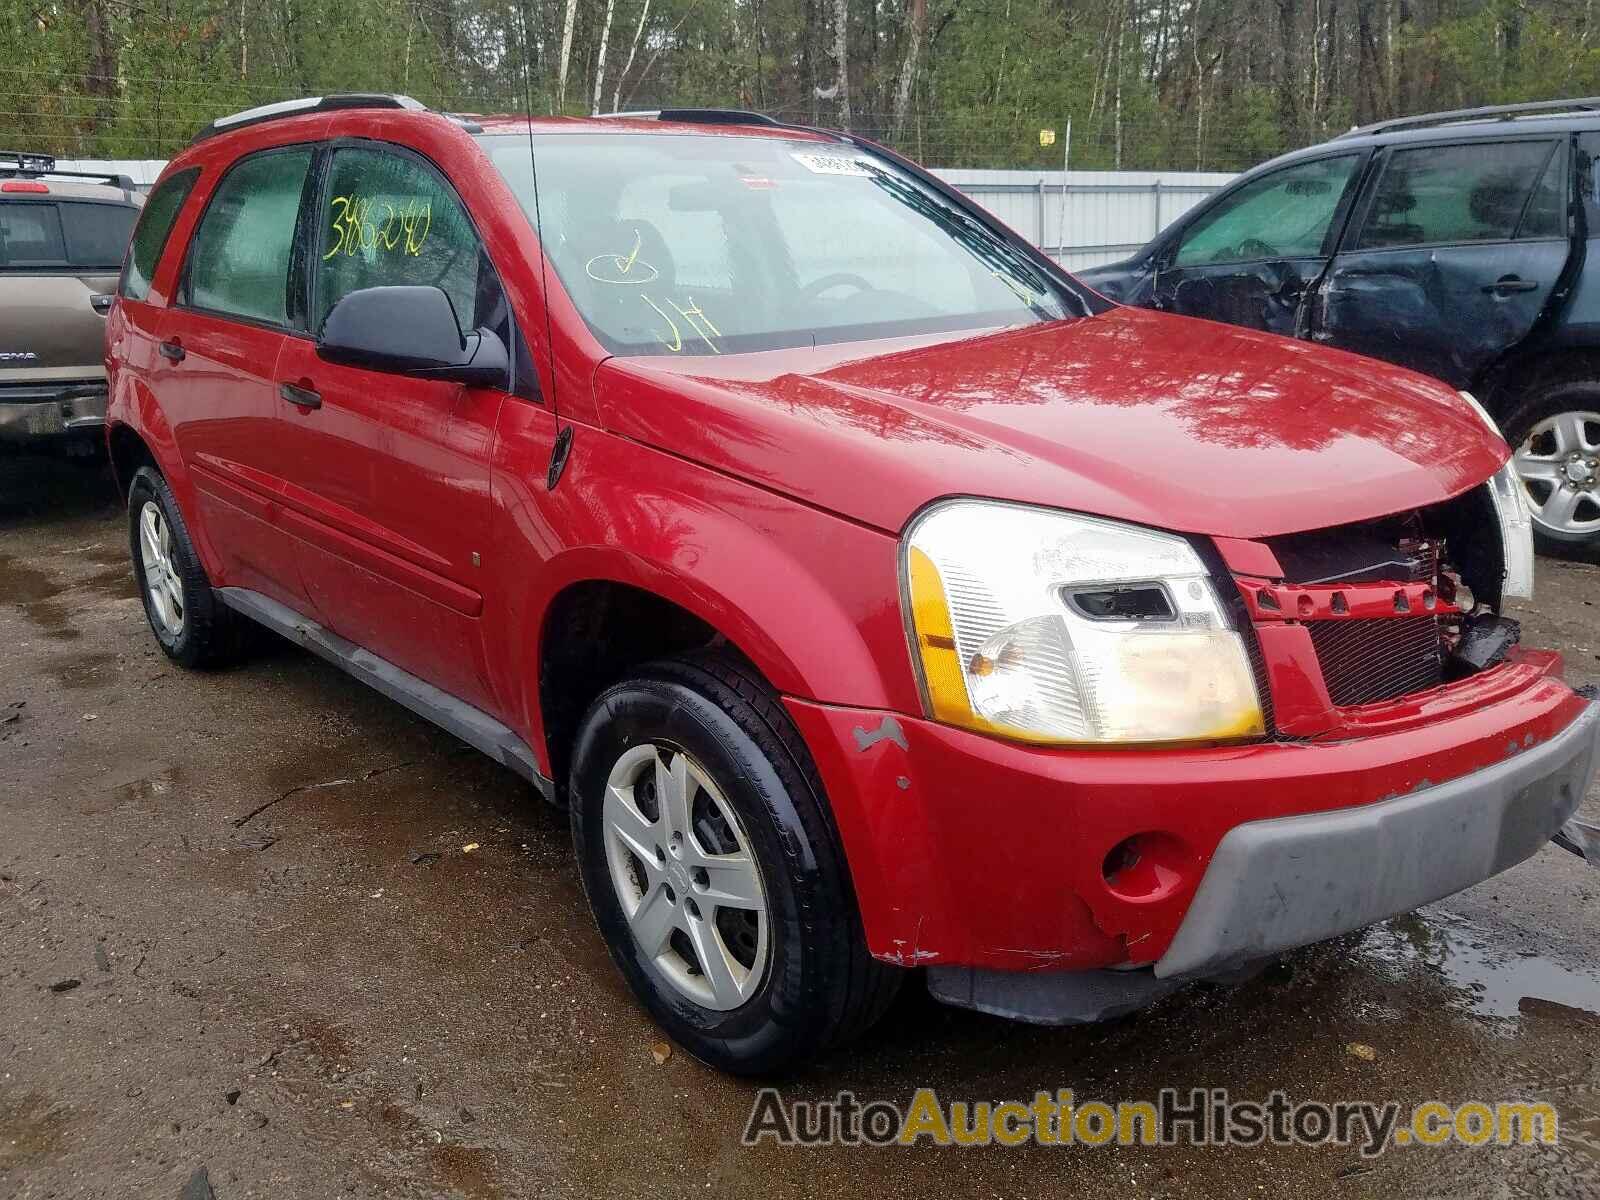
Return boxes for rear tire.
[127,465,251,668]
[1503,383,1600,554]
[569,652,899,1075]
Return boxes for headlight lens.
[903,500,1264,745]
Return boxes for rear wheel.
[569,652,899,1075]
[1505,383,1600,552]
[127,465,251,668]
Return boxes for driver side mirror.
[316,285,507,388]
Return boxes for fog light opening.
[1101,832,1190,902]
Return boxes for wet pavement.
[4,453,1600,1199]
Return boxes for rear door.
[1311,136,1571,387]
[155,144,318,613]
[1150,153,1366,337]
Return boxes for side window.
[313,147,490,333]
[1516,142,1568,240]
[60,203,139,270]
[122,168,198,300]
[0,203,65,267]
[1173,155,1359,267]
[1357,140,1558,250]
[184,148,312,325]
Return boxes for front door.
[273,141,513,712]
[1311,137,1572,388]
[1152,153,1365,337]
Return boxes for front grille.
[1307,616,1443,707]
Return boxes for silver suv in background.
[0,151,141,456]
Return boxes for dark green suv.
[1080,98,1600,554]
[1,151,141,455]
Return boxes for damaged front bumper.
[787,672,1600,1025]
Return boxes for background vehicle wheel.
[127,465,251,668]
[569,652,900,1075]
[1504,382,1600,554]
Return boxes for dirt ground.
[4,453,1600,1200]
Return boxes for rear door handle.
[1483,276,1541,294]
[278,382,322,410]
[158,339,185,362]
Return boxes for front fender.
[487,409,923,773]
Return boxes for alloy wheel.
[601,743,769,1011]
[1513,409,1600,537]
[138,500,186,637]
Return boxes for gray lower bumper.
[1155,699,1600,980]
[0,385,107,442]
[928,699,1600,1026]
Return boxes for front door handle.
[158,339,185,363]
[89,293,114,315]
[279,382,322,410]
[1484,275,1541,294]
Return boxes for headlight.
[1458,391,1534,601]
[902,500,1264,746]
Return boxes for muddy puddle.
[1362,910,1600,1022]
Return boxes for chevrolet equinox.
[104,95,1600,1074]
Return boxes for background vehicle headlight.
[1459,391,1534,601]
[903,500,1264,746]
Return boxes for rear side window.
[122,168,199,300]
[1357,140,1560,250]
[185,147,312,326]
[1516,143,1568,240]
[59,202,138,268]
[0,202,66,266]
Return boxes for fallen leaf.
[1346,1042,1377,1061]
[461,842,480,853]
[650,1041,672,1065]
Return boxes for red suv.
[105,95,1599,1074]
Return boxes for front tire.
[1504,383,1600,553]
[127,465,250,668]
[569,653,899,1075]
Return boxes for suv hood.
[594,305,1508,539]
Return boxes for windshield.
[479,132,1080,356]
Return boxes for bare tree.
[612,0,651,113]
[556,0,578,111]
[591,0,617,114]
[830,0,851,129]
[892,0,926,139]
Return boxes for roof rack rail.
[657,108,785,126]
[0,150,135,192]
[190,93,428,143]
[1336,96,1600,140]
[600,108,787,127]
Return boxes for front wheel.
[1504,383,1600,552]
[569,653,899,1075]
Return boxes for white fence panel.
[934,168,1236,270]
[53,159,167,189]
